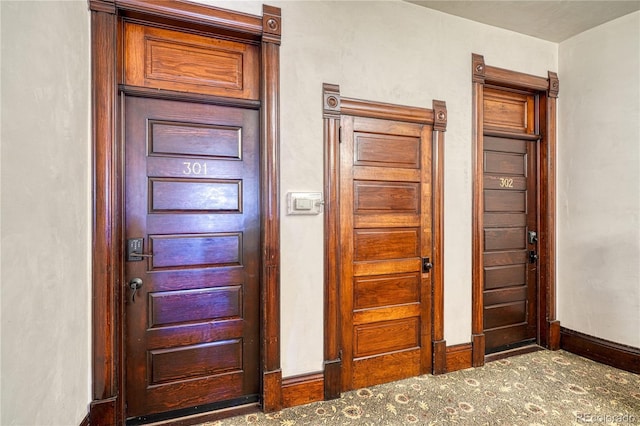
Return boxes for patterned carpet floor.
[201,350,640,425]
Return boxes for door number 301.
[499,177,514,188]
[182,162,208,175]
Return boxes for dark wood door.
[124,96,260,419]
[340,115,432,390]
[482,134,538,353]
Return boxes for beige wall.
[3,0,635,424]
[205,0,557,376]
[558,12,640,348]
[1,1,91,425]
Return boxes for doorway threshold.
[485,344,543,364]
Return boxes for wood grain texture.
[483,88,534,134]
[352,350,421,389]
[124,23,259,99]
[262,370,282,412]
[260,6,283,410]
[90,2,118,409]
[114,0,264,39]
[322,83,342,401]
[88,397,117,426]
[445,343,472,373]
[341,98,435,124]
[90,0,282,422]
[484,65,549,91]
[471,53,559,361]
[327,89,441,393]
[548,320,561,350]
[539,90,558,349]
[472,333,485,367]
[560,328,640,374]
[124,96,260,418]
[432,340,447,375]
[282,373,325,408]
[430,101,446,375]
[471,67,485,349]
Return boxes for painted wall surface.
[206,0,556,376]
[0,0,560,423]
[558,12,640,348]
[0,1,90,425]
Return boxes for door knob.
[129,277,143,303]
[529,250,538,264]
[422,257,433,273]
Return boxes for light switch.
[287,192,323,215]
[295,198,313,210]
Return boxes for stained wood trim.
[90,1,281,423]
[90,3,118,406]
[431,99,446,375]
[322,83,342,400]
[260,4,283,411]
[112,0,264,38]
[560,328,640,374]
[119,85,262,109]
[471,53,559,366]
[548,320,561,350]
[446,343,472,373]
[484,129,540,141]
[282,373,325,408]
[341,97,435,124]
[484,65,549,92]
[89,397,117,426]
[539,76,559,348]
[323,84,445,392]
[432,340,447,374]
[471,55,485,367]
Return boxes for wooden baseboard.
[282,372,325,408]
[560,327,640,374]
[79,413,90,426]
[445,343,472,372]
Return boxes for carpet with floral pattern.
[201,350,640,425]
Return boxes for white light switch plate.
[287,192,323,215]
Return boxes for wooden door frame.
[88,1,282,422]
[471,54,560,366]
[322,84,447,399]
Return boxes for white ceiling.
[406,1,640,42]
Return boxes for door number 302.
[182,161,208,176]
[499,177,514,188]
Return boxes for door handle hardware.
[127,238,153,261]
[528,231,538,244]
[129,277,143,303]
[422,257,433,273]
[529,250,538,264]
[130,252,153,258]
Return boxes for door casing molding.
[89,1,282,422]
[322,83,447,398]
[471,53,560,366]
